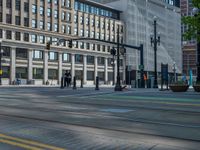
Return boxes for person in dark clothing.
[64,70,68,87]
[65,70,71,87]
[68,72,71,87]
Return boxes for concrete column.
[20,33,24,42]
[10,47,16,84]
[12,31,15,40]
[94,56,98,84]
[83,54,87,84]
[58,52,62,84]
[43,50,48,84]
[104,57,108,84]
[20,0,24,26]
[2,0,6,23]
[28,49,33,80]
[2,30,5,39]
[12,0,16,24]
[71,54,75,78]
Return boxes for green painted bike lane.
[89,94,200,107]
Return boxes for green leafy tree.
[182,0,200,42]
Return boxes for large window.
[31,34,37,43]
[40,21,44,29]
[24,2,29,12]
[2,47,10,57]
[6,30,12,39]
[48,52,58,61]
[98,57,104,65]
[39,35,45,44]
[15,16,20,25]
[48,69,58,79]
[16,48,28,59]
[108,72,113,81]
[15,32,21,41]
[2,66,10,78]
[63,53,71,62]
[15,0,20,10]
[6,14,11,24]
[32,50,43,60]
[33,68,43,79]
[16,67,28,79]
[108,58,113,67]
[87,56,94,64]
[75,54,83,64]
[32,5,37,14]
[87,71,94,80]
[24,17,29,27]
[6,0,12,8]
[24,33,29,42]
[75,70,83,80]
[47,8,51,17]
[32,19,36,28]
[98,71,105,81]
[40,6,44,16]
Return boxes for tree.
[182,0,200,42]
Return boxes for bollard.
[80,78,83,88]
[60,77,64,89]
[73,76,77,90]
[95,76,99,90]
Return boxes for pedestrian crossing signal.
[68,40,73,48]
[46,42,51,50]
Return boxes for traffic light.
[46,42,51,50]
[110,47,116,56]
[68,40,73,48]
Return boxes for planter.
[169,84,189,92]
[193,85,200,92]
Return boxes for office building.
[0,0,125,85]
[93,0,182,82]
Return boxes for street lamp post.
[193,8,200,83]
[110,47,116,86]
[115,28,122,91]
[0,40,3,85]
[173,62,177,83]
[151,16,160,88]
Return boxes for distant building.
[180,0,197,77]
[92,0,182,83]
[0,0,125,85]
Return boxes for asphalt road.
[0,87,200,150]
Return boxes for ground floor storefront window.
[98,71,105,81]
[33,68,43,79]
[75,70,83,80]
[48,69,58,80]
[87,71,94,81]
[2,66,10,78]
[16,67,28,79]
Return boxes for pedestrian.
[64,70,68,87]
[68,72,71,87]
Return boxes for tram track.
[0,112,200,144]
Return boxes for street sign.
[139,65,144,70]
[0,69,2,75]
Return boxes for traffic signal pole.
[46,37,145,89]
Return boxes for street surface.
[0,86,200,150]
